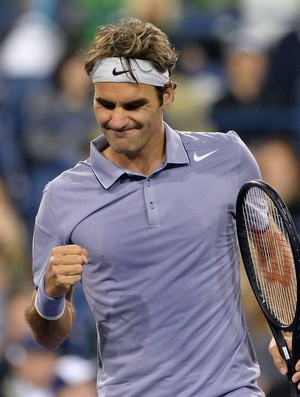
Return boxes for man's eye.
[124,104,140,111]
[97,100,115,109]
[103,103,115,110]
[124,101,147,111]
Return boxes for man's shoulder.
[165,122,243,149]
[44,159,93,194]
[176,129,243,148]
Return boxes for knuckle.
[70,244,82,253]
[52,246,62,254]
[49,255,61,266]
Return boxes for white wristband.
[34,273,66,320]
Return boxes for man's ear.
[162,81,177,109]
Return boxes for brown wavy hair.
[84,17,179,79]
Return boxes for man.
[25,17,297,397]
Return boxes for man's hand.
[45,245,89,298]
[269,336,300,386]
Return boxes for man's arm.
[25,244,89,350]
[24,287,75,350]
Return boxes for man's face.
[93,82,172,156]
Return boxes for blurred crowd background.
[1,0,300,396]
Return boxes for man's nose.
[109,107,128,130]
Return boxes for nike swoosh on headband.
[193,149,219,162]
[112,67,133,76]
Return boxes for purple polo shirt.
[32,122,265,397]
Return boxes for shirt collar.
[90,122,190,189]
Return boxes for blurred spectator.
[0,290,97,397]
[174,0,237,40]
[0,179,31,388]
[0,9,66,79]
[0,177,30,288]
[1,340,58,397]
[208,33,296,143]
[20,48,98,231]
[0,289,58,397]
[0,290,33,355]
[0,75,30,218]
[165,39,224,131]
[72,0,125,44]
[1,343,98,397]
[56,382,97,397]
[123,0,182,34]
[263,20,300,116]
[54,355,97,397]
[0,7,68,223]
[237,0,300,48]
[250,134,300,234]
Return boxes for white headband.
[91,57,169,86]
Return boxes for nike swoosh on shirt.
[193,149,219,162]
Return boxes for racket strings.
[243,187,297,327]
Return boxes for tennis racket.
[236,179,300,397]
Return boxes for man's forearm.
[25,289,75,350]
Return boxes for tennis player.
[25,17,294,397]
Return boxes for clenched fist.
[44,245,89,298]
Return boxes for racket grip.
[288,380,300,397]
